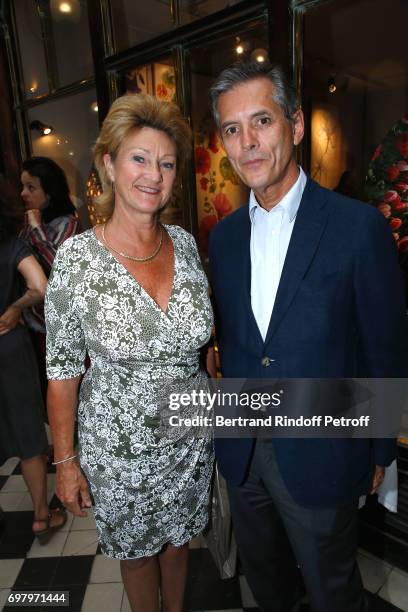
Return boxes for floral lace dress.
[45,225,214,559]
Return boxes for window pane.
[27,88,99,206]
[14,0,49,99]
[110,1,175,53]
[189,21,268,258]
[122,58,176,103]
[120,56,181,225]
[303,0,408,199]
[178,0,246,26]
[50,0,94,86]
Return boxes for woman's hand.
[0,305,22,335]
[370,465,385,494]
[25,208,42,228]
[206,346,218,378]
[56,461,92,517]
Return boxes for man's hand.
[370,465,385,494]
[0,305,22,335]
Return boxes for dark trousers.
[227,439,367,612]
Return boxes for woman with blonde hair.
[45,94,214,611]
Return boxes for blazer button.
[261,356,271,367]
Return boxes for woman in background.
[19,157,81,398]
[20,156,80,279]
[0,196,66,541]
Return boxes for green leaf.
[219,156,240,185]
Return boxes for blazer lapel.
[264,179,330,345]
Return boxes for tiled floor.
[0,456,407,611]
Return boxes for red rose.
[395,133,408,158]
[398,236,408,252]
[377,203,391,218]
[387,166,400,182]
[383,190,399,202]
[212,193,232,219]
[200,177,209,191]
[371,144,381,160]
[199,214,218,253]
[209,132,219,154]
[195,147,211,175]
[393,199,405,211]
[395,182,408,193]
[390,217,402,230]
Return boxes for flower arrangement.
[366,116,408,255]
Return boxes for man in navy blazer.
[208,62,407,612]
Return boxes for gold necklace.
[102,223,163,263]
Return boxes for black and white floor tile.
[0,456,407,611]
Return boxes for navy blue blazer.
[209,177,407,508]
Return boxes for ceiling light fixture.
[59,2,72,12]
[328,76,337,93]
[235,37,244,55]
[251,48,268,64]
[30,120,53,136]
[50,0,81,22]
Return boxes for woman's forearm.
[12,287,44,311]
[47,377,92,516]
[47,378,81,461]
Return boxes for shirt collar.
[249,166,307,223]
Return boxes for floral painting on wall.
[154,64,176,103]
[124,63,176,104]
[195,116,248,257]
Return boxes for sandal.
[33,508,67,545]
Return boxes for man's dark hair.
[209,62,299,128]
[22,157,76,223]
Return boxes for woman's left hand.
[0,305,22,335]
[206,346,217,378]
[370,466,385,494]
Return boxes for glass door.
[187,19,268,259]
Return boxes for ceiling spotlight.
[251,48,268,64]
[235,37,244,55]
[30,120,53,136]
[50,0,81,22]
[328,76,337,93]
[91,101,99,113]
[59,2,72,12]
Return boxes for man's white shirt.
[249,167,307,341]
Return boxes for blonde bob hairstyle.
[93,94,192,218]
